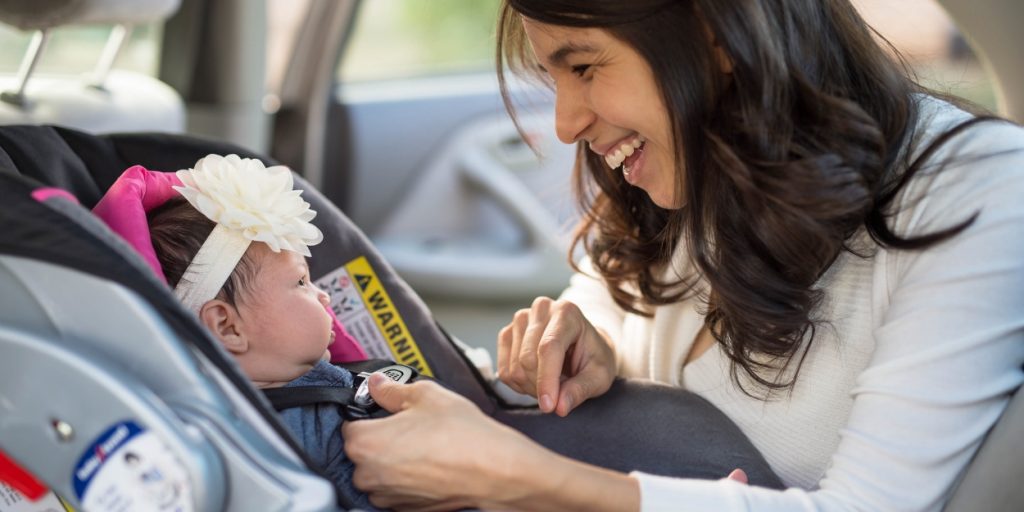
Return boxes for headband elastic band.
[173,223,251,313]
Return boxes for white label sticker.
[317,266,395,360]
[0,484,70,512]
[72,421,192,512]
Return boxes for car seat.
[0,124,806,511]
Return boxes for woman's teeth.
[604,135,646,170]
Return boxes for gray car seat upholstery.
[0,125,785,510]
[944,385,1023,511]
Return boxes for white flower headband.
[172,154,324,313]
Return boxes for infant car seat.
[0,125,781,511]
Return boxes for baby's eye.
[297,278,307,287]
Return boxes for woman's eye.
[570,64,591,77]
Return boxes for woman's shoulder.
[911,94,1024,158]
[911,94,1024,163]
[893,95,1024,234]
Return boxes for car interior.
[0,0,1020,511]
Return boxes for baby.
[93,154,375,510]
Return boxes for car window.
[336,0,501,83]
[853,0,996,110]
[0,23,161,76]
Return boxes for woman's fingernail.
[562,396,573,413]
[540,394,554,411]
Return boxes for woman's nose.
[554,84,594,144]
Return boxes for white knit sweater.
[559,97,1024,511]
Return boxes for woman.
[342,0,1024,510]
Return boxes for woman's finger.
[505,308,530,393]
[496,321,514,384]
[555,356,613,416]
[726,469,749,484]
[365,372,420,413]
[520,297,553,376]
[534,306,580,412]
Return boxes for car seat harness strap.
[263,362,420,420]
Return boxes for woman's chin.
[646,190,683,210]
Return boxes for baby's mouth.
[604,135,646,170]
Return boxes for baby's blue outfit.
[278,360,376,511]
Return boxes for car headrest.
[0,0,180,30]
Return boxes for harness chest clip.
[347,364,418,420]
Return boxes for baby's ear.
[200,299,248,354]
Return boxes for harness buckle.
[346,364,418,420]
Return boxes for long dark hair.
[498,0,988,396]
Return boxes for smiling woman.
[341,0,1024,510]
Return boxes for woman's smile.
[621,141,647,185]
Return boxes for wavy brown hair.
[498,0,990,396]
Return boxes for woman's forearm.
[487,448,641,512]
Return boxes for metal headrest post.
[88,23,133,90]
[0,29,50,108]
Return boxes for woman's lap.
[494,378,783,489]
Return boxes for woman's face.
[522,19,681,209]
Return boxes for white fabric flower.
[174,154,324,256]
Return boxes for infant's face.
[234,245,334,383]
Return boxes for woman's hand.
[342,374,557,511]
[497,297,616,416]
[343,374,642,512]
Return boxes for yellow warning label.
[344,256,433,376]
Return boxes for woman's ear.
[700,16,734,75]
[200,299,248,355]
[713,43,734,75]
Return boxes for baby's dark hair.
[148,197,257,306]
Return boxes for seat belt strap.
[262,360,421,420]
[262,386,356,411]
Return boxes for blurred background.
[0,0,997,106]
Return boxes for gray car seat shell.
[0,125,783,510]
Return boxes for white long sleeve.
[561,97,1024,511]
